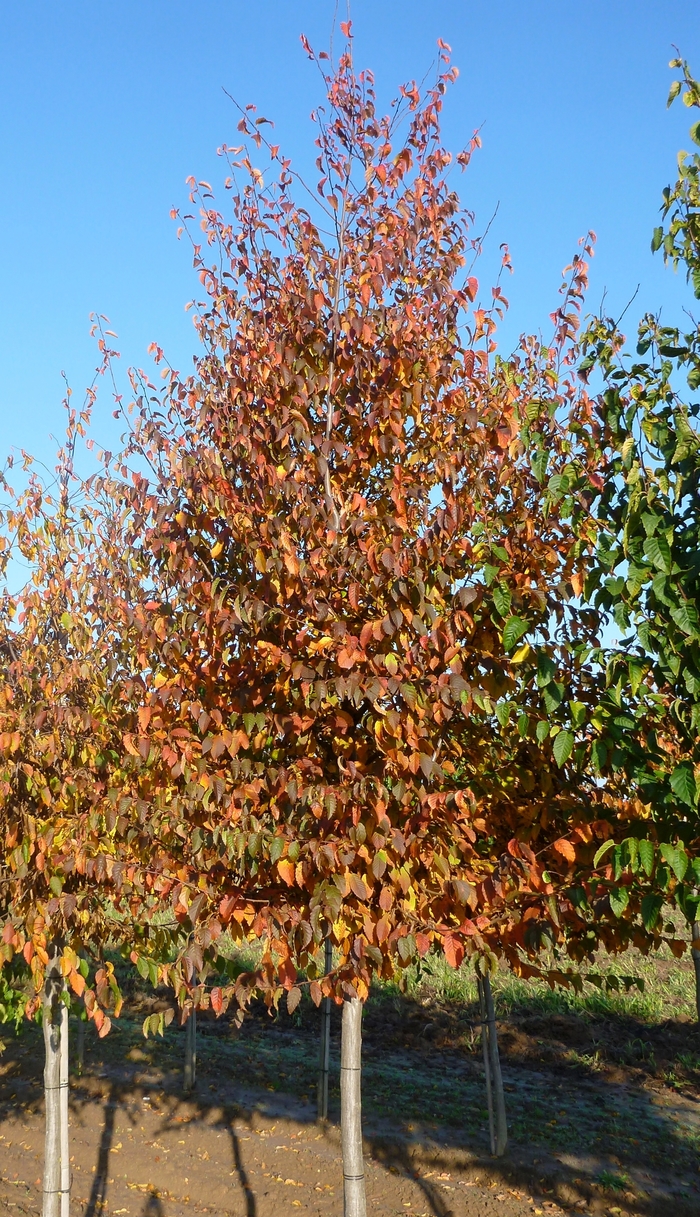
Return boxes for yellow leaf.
[210,540,224,560]
[510,642,530,664]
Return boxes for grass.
[375,942,697,1024]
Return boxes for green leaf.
[667,79,682,107]
[660,841,689,881]
[609,887,629,917]
[593,839,615,867]
[591,738,607,773]
[495,700,511,728]
[536,719,550,744]
[670,762,697,807]
[492,582,512,617]
[269,835,284,864]
[502,616,528,651]
[517,712,529,738]
[641,894,663,930]
[643,535,672,574]
[638,838,655,877]
[532,449,549,483]
[553,729,574,767]
[543,683,564,713]
[671,602,700,638]
[691,120,700,147]
[536,653,556,688]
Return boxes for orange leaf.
[277,859,295,886]
[553,838,576,863]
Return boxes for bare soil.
[0,982,698,1217]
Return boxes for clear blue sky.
[1,1,699,468]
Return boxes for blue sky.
[1,1,699,469]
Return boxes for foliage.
[578,54,700,941]
[89,32,630,1020]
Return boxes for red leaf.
[443,932,464,969]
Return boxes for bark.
[341,996,366,1217]
[184,1009,197,1094]
[317,937,333,1122]
[59,996,70,1217]
[477,972,507,1157]
[692,921,700,1024]
[42,952,62,1217]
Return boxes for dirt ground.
[0,980,698,1217]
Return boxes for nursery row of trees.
[1,29,700,1217]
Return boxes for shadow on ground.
[0,983,698,1216]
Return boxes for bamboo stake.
[341,995,366,1217]
[59,995,70,1217]
[477,976,496,1155]
[184,1008,197,1094]
[692,920,700,1023]
[42,951,62,1217]
[76,1012,85,1077]
[317,937,333,1122]
[482,973,507,1156]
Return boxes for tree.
[87,29,642,1201]
[578,54,700,1016]
[0,397,149,1214]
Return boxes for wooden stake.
[341,995,366,1217]
[317,937,333,1122]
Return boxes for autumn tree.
[78,29,648,1202]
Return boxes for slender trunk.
[59,996,70,1217]
[692,921,700,1023]
[184,1009,197,1094]
[42,952,62,1217]
[482,973,507,1156]
[317,937,333,1122]
[477,976,496,1155]
[341,995,366,1217]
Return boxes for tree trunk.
[317,937,333,1122]
[477,972,507,1157]
[341,995,366,1217]
[692,920,700,1023]
[42,952,62,1217]
[184,1008,197,1094]
[59,996,70,1217]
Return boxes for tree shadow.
[2,986,700,1217]
[85,1083,117,1217]
[222,1103,257,1217]
[140,1188,164,1216]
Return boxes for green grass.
[374,944,697,1023]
